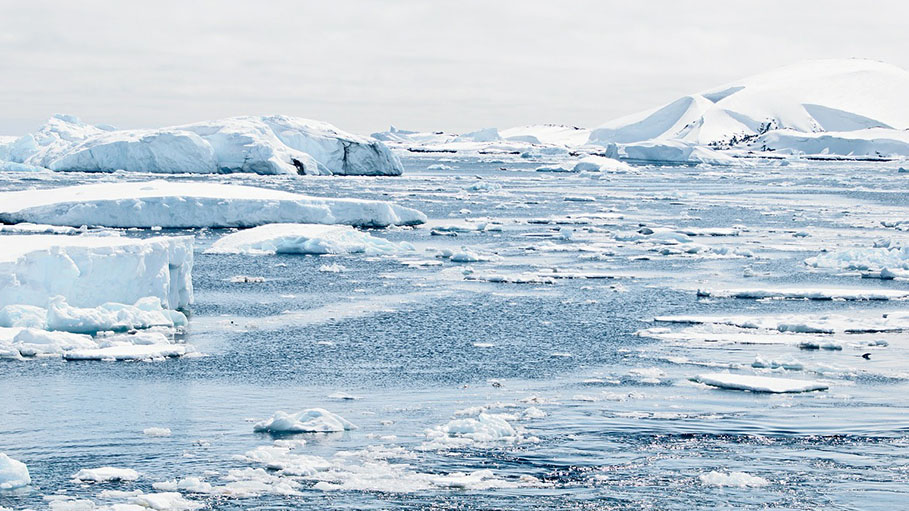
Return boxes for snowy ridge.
[2,114,403,175]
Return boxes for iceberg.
[693,373,828,393]
[205,223,413,256]
[0,453,30,490]
[0,180,426,228]
[4,114,403,176]
[0,235,193,309]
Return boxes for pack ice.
[0,180,426,228]
[588,59,909,160]
[0,114,403,175]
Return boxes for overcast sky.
[1,0,907,136]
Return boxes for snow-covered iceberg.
[589,59,909,160]
[206,223,414,256]
[0,234,193,309]
[0,180,426,228]
[3,114,403,175]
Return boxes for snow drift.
[2,114,403,175]
[0,180,426,228]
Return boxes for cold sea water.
[2,154,909,510]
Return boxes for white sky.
[1,0,907,136]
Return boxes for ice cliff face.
[589,59,909,150]
[3,114,403,175]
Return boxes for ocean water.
[2,155,909,510]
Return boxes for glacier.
[0,180,427,228]
[1,114,403,176]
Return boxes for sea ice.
[0,181,426,228]
[0,453,30,490]
[698,471,769,488]
[693,373,828,393]
[253,409,357,433]
[206,223,413,256]
[73,467,140,482]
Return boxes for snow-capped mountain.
[1,114,403,175]
[588,59,909,158]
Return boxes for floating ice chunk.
[206,224,412,256]
[806,246,909,272]
[423,413,533,449]
[464,181,502,192]
[0,234,193,310]
[318,263,346,273]
[696,287,909,301]
[64,344,186,361]
[46,296,187,334]
[73,467,139,482]
[12,328,96,357]
[571,155,632,172]
[751,356,804,371]
[693,373,828,393]
[0,181,426,228]
[699,471,769,487]
[0,453,30,489]
[152,478,213,494]
[128,492,202,511]
[253,409,357,434]
[142,428,172,437]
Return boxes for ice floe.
[0,180,426,228]
[695,287,909,301]
[73,467,140,482]
[422,413,536,449]
[206,223,413,256]
[698,471,769,488]
[692,373,828,393]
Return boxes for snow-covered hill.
[588,59,909,159]
[0,114,403,175]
